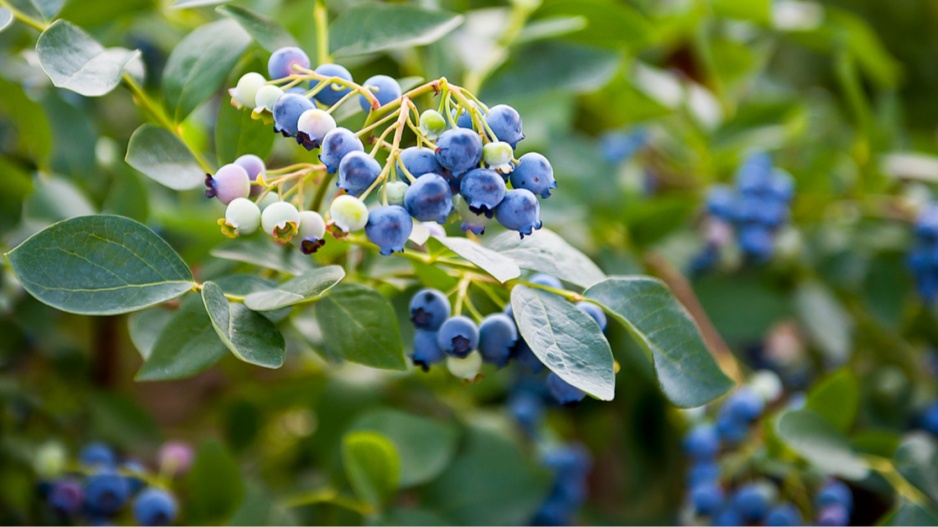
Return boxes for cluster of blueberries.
[407,273,607,404]
[211,45,558,257]
[692,152,794,272]
[36,441,190,525]
[532,443,593,526]
[684,383,854,526]
[908,205,938,302]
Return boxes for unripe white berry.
[329,195,369,232]
[222,198,261,237]
[233,72,267,108]
[447,351,482,381]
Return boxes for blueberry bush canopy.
[1,0,937,525]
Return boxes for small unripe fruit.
[419,109,447,139]
[231,72,266,108]
[297,210,326,254]
[254,85,284,113]
[455,195,490,235]
[234,154,265,196]
[483,141,514,172]
[386,181,408,205]
[296,108,336,150]
[205,164,251,205]
[261,201,300,243]
[330,195,369,232]
[447,351,482,381]
[220,198,261,238]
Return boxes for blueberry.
[296,108,337,150]
[133,488,177,526]
[337,151,381,196]
[234,154,265,196]
[485,104,524,148]
[687,461,721,487]
[736,151,774,195]
[921,401,938,434]
[447,351,483,381]
[575,302,607,331]
[766,503,802,526]
[48,478,83,515]
[436,316,479,358]
[273,93,315,137]
[495,189,542,237]
[409,288,451,330]
[509,391,544,435]
[690,482,724,516]
[358,75,402,112]
[713,507,742,527]
[221,198,261,238]
[205,163,251,205]
[386,181,408,206]
[365,205,412,255]
[816,480,853,513]
[460,168,507,217]
[268,46,310,80]
[916,205,938,241]
[512,339,543,372]
[79,443,116,468]
[817,504,849,526]
[529,274,562,289]
[716,413,748,444]
[84,470,131,516]
[738,224,774,261]
[411,329,445,371]
[419,109,447,139]
[737,195,788,227]
[121,460,147,493]
[398,147,443,180]
[261,201,300,242]
[532,499,573,526]
[683,424,720,460]
[599,128,648,164]
[231,72,267,108]
[770,169,795,202]
[721,387,765,422]
[404,173,453,224]
[329,195,369,232]
[478,313,518,367]
[311,63,353,106]
[510,153,556,198]
[435,128,483,173]
[455,195,490,235]
[706,185,738,221]
[320,128,364,174]
[297,210,326,254]
[732,483,770,521]
[547,372,586,405]
[455,101,482,129]
[254,85,284,112]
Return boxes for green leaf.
[186,440,245,524]
[342,432,400,507]
[775,409,869,480]
[201,281,285,369]
[711,0,771,23]
[36,20,139,97]
[330,4,462,57]
[516,16,588,45]
[136,297,228,381]
[162,19,251,122]
[211,236,316,275]
[488,228,605,289]
[350,409,460,487]
[5,215,193,315]
[533,0,652,49]
[585,277,733,408]
[215,85,275,165]
[425,425,551,525]
[128,308,173,360]
[23,176,95,223]
[0,77,52,165]
[9,0,63,20]
[510,286,615,400]
[172,0,229,7]
[244,265,345,311]
[431,236,520,284]
[125,124,205,190]
[314,284,406,371]
[795,282,853,365]
[894,435,938,504]
[0,9,12,32]
[217,5,298,52]
[881,499,938,526]
[806,369,859,433]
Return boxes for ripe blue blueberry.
[398,147,443,180]
[365,205,413,255]
[79,443,116,468]
[547,372,586,405]
[358,75,402,112]
[510,153,556,198]
[687,461,721,487]
[765,503,802,526]
[690,482,724,516]
[716,413,748,444]
[436,315,479,358]
[435,128,483,173]
[921,401,938,434]
[713,507,742,527]
[455,102,482,129]
[817,504,849,526]
[737,195,788,228]
[512,338,544,372]
[273,93,315,137]
[530,273,563,289]
[485,104,524,148]
[320,127,364,174]
[770,169,795,202]
[455,195,490,235]
[495,189,542,237]
[684,424,720,460]
[732,483,771,521]
[736,151,774,195]
[121,460,147,493]
[460,168,507,217]
[409,288,451,330]
[541,443,591,503]
[706,185,738,221]
[337,151,381,196]
[84,470,131,515]
[268,47,310,79]
[296,108,337,150]
[404,173,453,224]
[509,391,544,435]
[234,154,265,196]
[916,205,938,240]
[205,163,251,205]
[722,387,764,422]
[411,329,445,371]
[599,128,648,164]
[133,488,177,526]
[738,224,774,261]
[816,480,852,513]
[311,63,353,106]
[48,478,83,515]
[478,313,518,367]
[575,302,607,331]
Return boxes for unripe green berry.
[261,201,300,243]
[254,85,284,113]
[447,351,482,381]
[455,195,490,235]
[386,181,408,206]
[330,195,369,232]
[419,109,447,140]
[483,141,514,172]
[34,442,67,479]
[257,193,279,210]
[232,72,267,108]
[220,198,261,238]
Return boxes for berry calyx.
[437,315,479,357]
[261,201,300,243]
[297,210,326,254]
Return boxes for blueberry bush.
[1,0,937,525]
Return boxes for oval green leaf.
[488,228,605,289]
[806,369,859,433]
[432,236,520,283]
[330,4,463,57]
[136,297,229,381]
[215,88,274,165]
[126,124,205,190]
[201,281,285,368]
[510,286,615,400]
[585,276,733,408]
[211,236,316,275]
[0,8,12,32]
[314,284,406,371]
[128,308,173,360]
[776,409,870,480]
[162,19,250,122]
[217,5,298,52]
[5,215,194,315]
[36,20,139,97]
[342,431,400,507]
[244,265,345,311]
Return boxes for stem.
[453,276,471,315]
[311,172,334,212]
[282,488,372,515]
[863,455,931,507]
[313,0,330,65]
